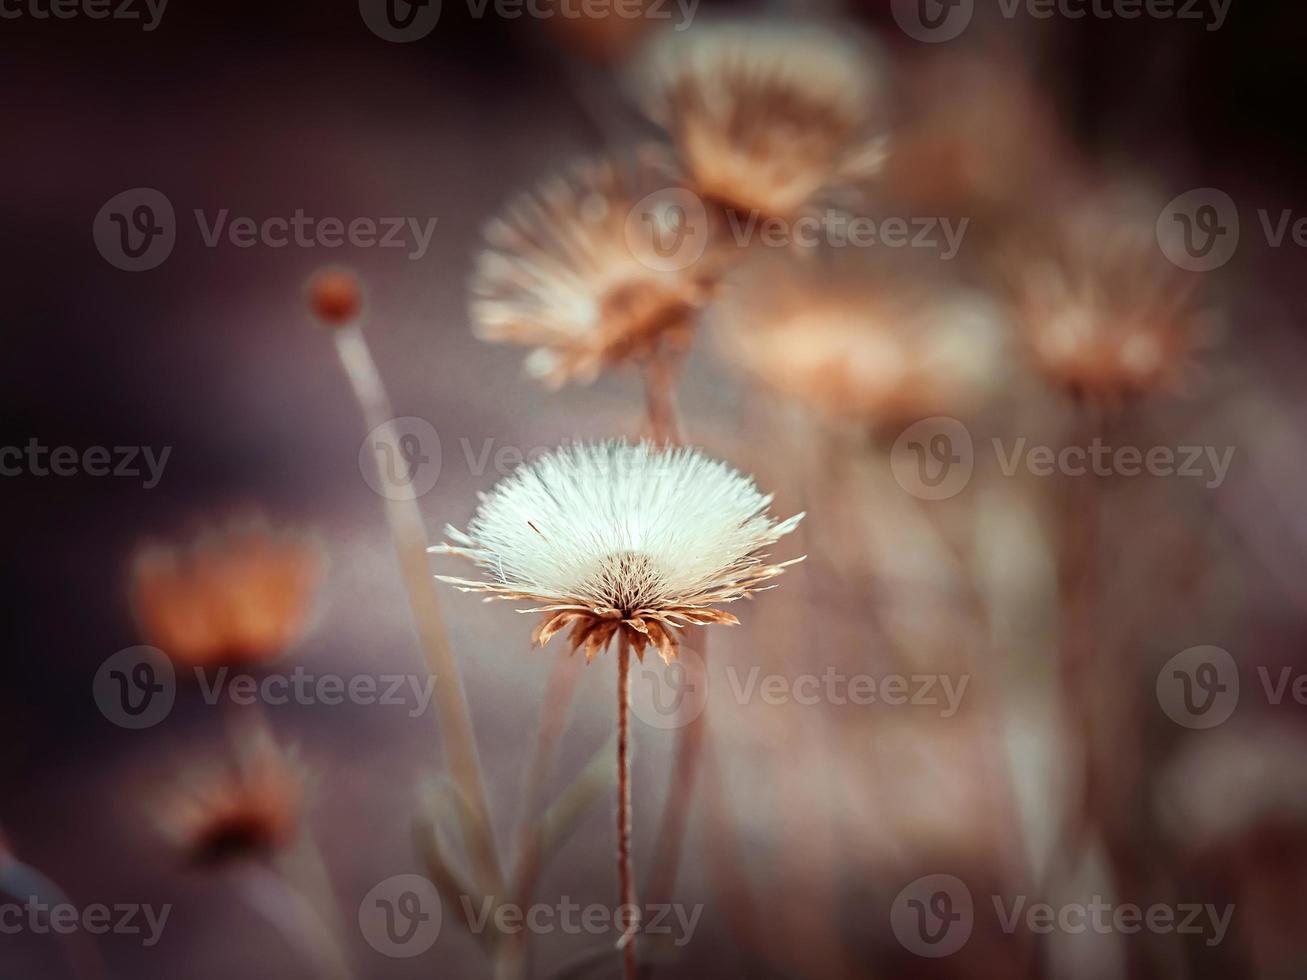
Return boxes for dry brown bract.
[132,519,325,669]
[712,250,1007,429]
[431,441,803,663]
[631,20,884,220]
[471,150,718,389]
[160,735,306,867]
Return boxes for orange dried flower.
[132,519,325,669]
[160,735,306,867]
[470,150,720,388]
[712,250,1007,429]
[999,196,1206,407]
[631,20,885,220]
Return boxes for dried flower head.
[631,20,884,220]
[999,198,1205,407]
[431,441,803,663]
[1157,724,1307,851]
[471,150,719,388]
[132,519,325,669]
[160,735,306,867]
[711,251,1007,429]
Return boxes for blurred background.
[4,1,1307,978]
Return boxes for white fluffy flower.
[431,441,803,663]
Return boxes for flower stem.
[236,863,354,980]
[616,634,638,980]
[643,629,706,908]
[498,653,583,980]
[333,323,504,896]
[641,344,685,446]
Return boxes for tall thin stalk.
[333,323,503,896]
[616,633,638,980]
[236,862,354,980]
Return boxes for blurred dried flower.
[998,198,1205,407]
[306,267,364,328]
[431,441,803,663]
[160,734,306,867]
[1157,723,1307,851]
[471,150,718,388]
[132,519,325,669]
[711,250,1006,429]
[631,20,885,220]
[882,52,1075,219]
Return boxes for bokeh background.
[4,1,1307,978]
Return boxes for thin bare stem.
[498,653,583,980]
[641,345,686,446]
[333,324,504,896]
[616,634,638,980]
[642,629,706,909]
[236,862,354,980]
